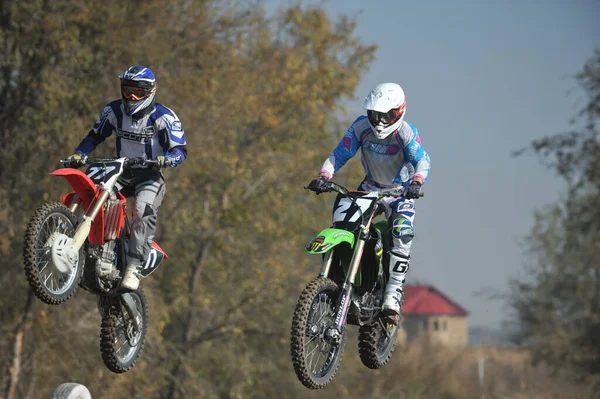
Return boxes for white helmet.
[363,83,407,139]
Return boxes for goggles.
[121,86,153,101]
[367,107,404,126]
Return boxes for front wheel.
[23,202,83,305]
[290,277,345,390]
[100,289,148,373]
[358,318,399,369]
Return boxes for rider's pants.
[117,169,166,268]
[358,179,416,296]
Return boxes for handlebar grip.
[59,159,86,168]
[125,158,159,167]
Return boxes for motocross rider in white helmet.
[308,83,431,324]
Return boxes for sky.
[271,0,600,328]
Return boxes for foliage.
[0,0,379,397]
[1,0,592,397]
[510,50,600,381]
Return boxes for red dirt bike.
[22,157,168,373]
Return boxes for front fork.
[323,225,369,343]
[68,194,81,214]
[71,189,110,250]
[98,293,142,344]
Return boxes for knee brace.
[390,200,415,245]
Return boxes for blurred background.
[1,0,598,398]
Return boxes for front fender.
[305,228,355,254]
[51,168,97,209]
[51,168,107,245]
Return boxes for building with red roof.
[399,284,469,347]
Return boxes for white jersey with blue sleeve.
[319,116,430,187]
[75,100,187,167]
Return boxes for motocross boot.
[121,263,141,291]
[382,250,410,325]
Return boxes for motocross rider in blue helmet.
[65,65,188,291]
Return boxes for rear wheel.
[100,289,148,373]
[23,202,83,305]
[358,318,399,369]
[290,277,345,389]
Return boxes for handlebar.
[304,181,424,199]
[122,157,159,167]
[304,181,349,195]
[60,157,159,168]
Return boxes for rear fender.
[305,228,355,254]
[140,242,168,277]
[152,242,168,258]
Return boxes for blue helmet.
[118,66,156,116]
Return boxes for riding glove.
[308,176,329,193]
[64,153,87,167]
[157,155,174,168]
[404,182,422,199]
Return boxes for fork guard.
[121,292,141,329]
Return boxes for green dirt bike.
[290,180,421,389]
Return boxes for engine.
[82,195,127,293]
[89,240,120,292]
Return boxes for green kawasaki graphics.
[306,226,385,287]
[305,228,355,254]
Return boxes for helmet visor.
[367,108,403,126]
[122,85,153,101]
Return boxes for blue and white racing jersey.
[320,116,430,187]
[76,100,187,167]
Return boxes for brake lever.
[324,182,348,195]
[303,185,327,195]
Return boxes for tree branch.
[3,289,34,399]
